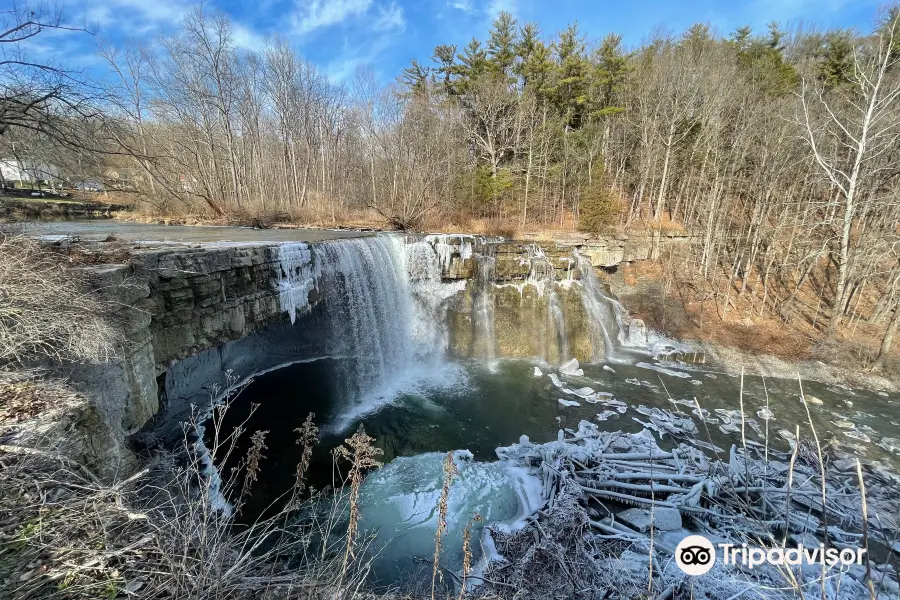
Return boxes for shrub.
[0,232,119,367]
[578,177,621,233]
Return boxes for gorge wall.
[70,231,691,472]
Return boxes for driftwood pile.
[481,421,900,599]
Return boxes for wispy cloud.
[63,0,188,39]
[293,0,374,34]
[373,2,406,31]
[486,0,516,16]
[81,0,186,26]
[449,0,474,13]
[447,0,514,17]
[232,23,268,50]
[323,27,398,82]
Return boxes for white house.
[0,158,59,184]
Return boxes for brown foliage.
[0,232,120,367]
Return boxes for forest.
[2,3,900,368]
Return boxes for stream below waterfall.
[214,355,900,518]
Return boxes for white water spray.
[575,251,627,362]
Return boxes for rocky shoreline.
[682,339,898,394]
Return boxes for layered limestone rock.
[70,232,682,472]
[70,242,320,473]
[447,280,596,364]
[426,233,696,279]
[129,244,317,370]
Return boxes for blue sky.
[42,0,886,83]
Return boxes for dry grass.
[431,452,459,600]
[113,203,654,241]
[0,383,386,600]
[51,236,136,266]
[614,252,900,376]
[334,425,384,576]
[0,232,121,368]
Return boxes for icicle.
[274,242,317,325]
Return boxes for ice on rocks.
[714,408,747,422]
[569,386,596,398]
[635,362,691,379]
[274,242,317,324]
[756,408,775,421]
[559,358,584,377]
[691,407,718,424]
[558,398,580,407]
[603,365,616,373]
[878,438,900,455]
[844,430,871,443]
[356,450,540,578]
[548,373,564,388]
[778,429,797,443]
[617,507,682,532]
[632,405,697,437]
[719,423,740,435]
[533,367,543,378]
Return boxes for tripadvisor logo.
[675,534,866,576]
[675,535,716,575]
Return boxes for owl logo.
[675,535,716,575]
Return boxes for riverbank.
[688,340,899,394]
[1,196,126,219]
[112,208,685,242]
[608,259,900,394]
[1,227,898,599]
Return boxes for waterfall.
[474,252,498,365]
[525,244,569,363]
[316,236,415,404]
[547,289,568,362]
[268,236,635,414]
[405,240,466,357]
[575,252,627,362]
[301,235,465,426]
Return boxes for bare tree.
[797,14,900,335]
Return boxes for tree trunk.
[873,304,900,371]
[654,122,676,221]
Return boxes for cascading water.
[525,244,569,363]
[474,251,498,365]
[574,252,627,362]
[405,239,466,357]
[311,235,467,428]
[316,236,415,404]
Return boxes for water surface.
[214,356,899,520]
[27,219,369,243]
